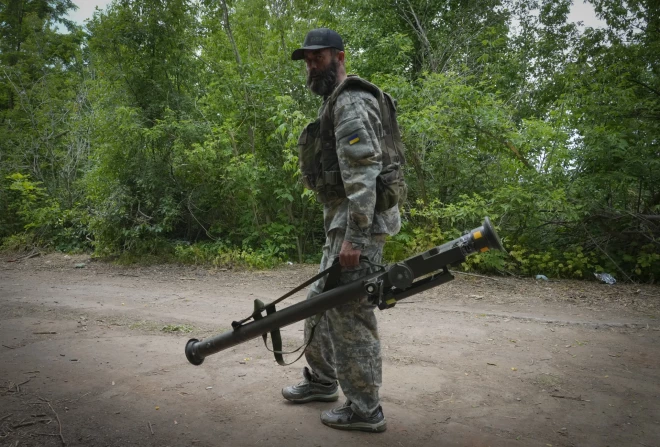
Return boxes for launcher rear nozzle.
[472,217,506,254]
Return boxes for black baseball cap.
[291,28,344,61]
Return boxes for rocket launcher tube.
[185,273,379,366]
[185,217,505,366]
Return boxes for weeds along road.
[1,253,659,447]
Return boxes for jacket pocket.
[376,163,405,212]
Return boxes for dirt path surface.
[1,253,659,447]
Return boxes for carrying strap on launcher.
[231,261,343,366]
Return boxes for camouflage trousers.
[304,228,385,419]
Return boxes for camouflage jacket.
[320,82,401,246]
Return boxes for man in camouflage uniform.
[282,28,401,433]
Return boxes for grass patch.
[128,320,163,332]
[534,373,563,388]
[128,321,196,334]
[161,323,195,333]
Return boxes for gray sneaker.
[282,367,339,403]
[320,400,387,433]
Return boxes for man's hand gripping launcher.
[185,217,505,366]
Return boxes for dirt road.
[1,253,659,447]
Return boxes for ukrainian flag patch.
[348,133,360,145]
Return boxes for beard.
[306,59,339,97]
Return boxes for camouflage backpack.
[297,75,407,212]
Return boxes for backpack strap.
[380,92,405,165]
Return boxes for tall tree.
[0,0,83,241]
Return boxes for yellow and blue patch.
[348,133,360,145]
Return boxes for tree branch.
[629,78,660,98]
[472,125,532,169]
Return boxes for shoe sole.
[321,419,387,433]
[283,391,339,404]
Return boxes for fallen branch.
[148,421,154,435]
[0,414,11,422]
[436,416,451,424]
[637,291,660,298]
[12,419,51,428]
[39,397,65,446]
[550,394,590,402]
[33,332,57,335]
[499,269,523,279]
[2,345,15,349]
[449,270,500,281]
[437,394,454,403]
[16,378,30,392]
[6,250,41,262]
[75,392,90,402]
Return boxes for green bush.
[173,241,282,269]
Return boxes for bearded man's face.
[305,50,339,96]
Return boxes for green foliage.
[506,245,601,279]
[634,247,660,282]
[2,173,90,252]
[173,241,282,270]
[1,0,658,282]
